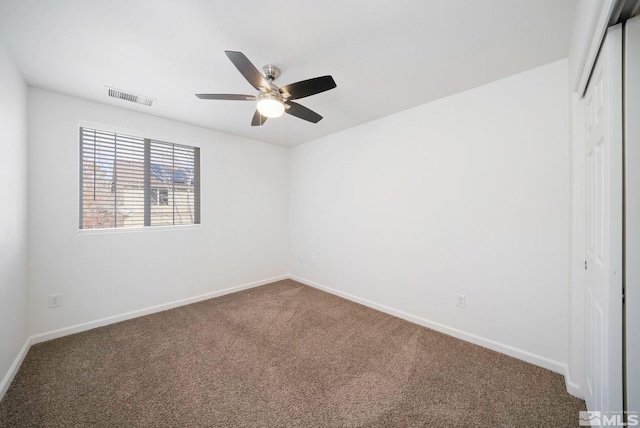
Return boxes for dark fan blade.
[251,110,269,126]
[285,101,323,123]
[225,51,269,91]
[279,76,336,100]
[196,94,256,101]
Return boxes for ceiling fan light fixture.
[257,93,285,118]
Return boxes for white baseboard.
[0,337,31,401]
[564,370,585,399]
[290,275,572,378]
[30,275,288,345]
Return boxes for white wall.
[289,60,571,371]
[28,88,289,336]
[0,43,29,395]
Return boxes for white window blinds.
[80,127,200,229]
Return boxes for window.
[79,127,200,229]
[151,188,169,206]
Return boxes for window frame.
[78,124,201,232]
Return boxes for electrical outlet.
[456,294,465,308]
[48,294,62,309]
[311,260,316,269]
[298,258,304,267]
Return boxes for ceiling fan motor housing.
[262,64,281,81]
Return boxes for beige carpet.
[0,279,585,427]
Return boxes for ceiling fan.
[196,51,336,126]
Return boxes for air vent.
[106,87,155,106]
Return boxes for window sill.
[78,224,201,235]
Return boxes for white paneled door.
[584,24,623,418]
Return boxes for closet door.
[584,23,623,417]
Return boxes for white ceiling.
[0,0,577,147]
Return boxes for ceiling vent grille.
[106,87,155,106]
